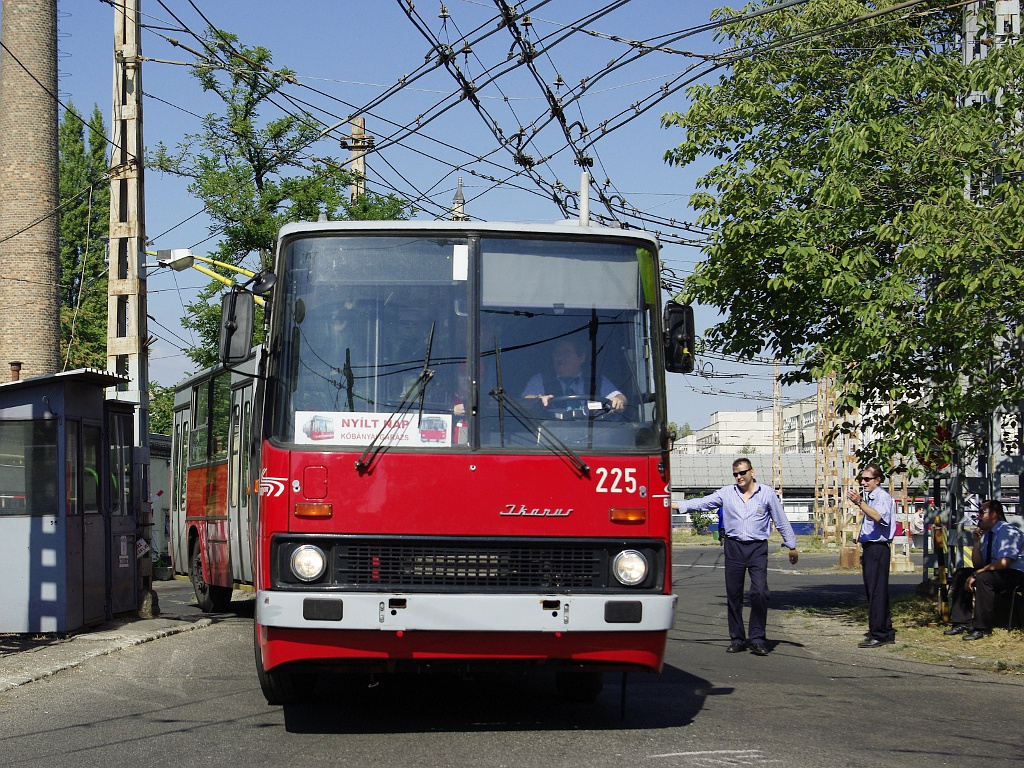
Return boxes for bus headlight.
[290,545,327,582]
[612,549,648,586]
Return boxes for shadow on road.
[280,662,716,734]
[772,579,921,611]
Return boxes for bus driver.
[522,336,627,413]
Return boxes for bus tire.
[254,622,286,704]
[555,669,604,703]
[189,540,232,613]
[254,622,309,705]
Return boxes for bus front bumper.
[256,591,677,633]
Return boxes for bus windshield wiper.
[355,325,435,474]
[416,322,436,423]
[488,387,589,477]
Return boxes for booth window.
[66,420,80,516]
[83,424,101,514]
[0,420,58,516]
[109,412,133,517]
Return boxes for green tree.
[149,382,175,435]
[58,104,110,369]
[662,1,1024,469]
[151,28,409,368]
[666,421,694,442]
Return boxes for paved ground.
[0,544,1013,693]
[0,578,219,692]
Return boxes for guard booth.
[0,368,137,633]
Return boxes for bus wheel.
[555,669,604,703]
[254,623,309,705]
[189,541,232,613]
[254,622,287,704]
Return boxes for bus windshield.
[269,232,660,452]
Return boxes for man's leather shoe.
[749,643,769,656]
[962,629,989,641]
[943,624,968,636]
[858,637,894,648]
[726,641,747,653]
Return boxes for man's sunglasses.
[733,469,750,477]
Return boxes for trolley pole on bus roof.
[578,171,590,227]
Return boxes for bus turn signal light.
[294,502,333,519]
[610,507,645,523]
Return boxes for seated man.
[944,499,1024,640]
[521,336,626,415]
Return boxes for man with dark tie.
[521,336,627,412]
[942,499,1024,641]
[846,464,897,648]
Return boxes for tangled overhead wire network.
[132,0,740,252]
[85,0,937,273]
[132,0,923,268]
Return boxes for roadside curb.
[0,617,213,693]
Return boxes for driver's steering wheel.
[543,394,618,420]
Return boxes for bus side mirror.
[663,301,695,374]
[219,287,254,365]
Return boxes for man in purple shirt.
[681,457,798,656]
[846,464,896,647]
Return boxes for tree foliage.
[151,28,410,369]
[58,104,110,369]
[148,382,175,435]
[662,1,1024,470]
[667,421,694,441]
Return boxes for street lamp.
[154,249,266,306]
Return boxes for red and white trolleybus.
[171,219,695,704]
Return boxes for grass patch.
[799,593,1024,672]
[674,530,843,553]
[672,529,719,545]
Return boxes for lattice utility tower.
[772,360,783,498]
[107,0,154,614]
[813,376,860,558]
[813,376,839,542]
[887,456,915,572]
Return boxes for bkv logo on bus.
[258,470,287,498]
[500,504,572,517]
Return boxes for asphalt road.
[0,546,1021,768]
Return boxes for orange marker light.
[610,507,646,524]
[294,502,333,519]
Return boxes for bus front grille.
[337,541,602,590]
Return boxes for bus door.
[170,404,190,573]
[227,380,254,582]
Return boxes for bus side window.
[190,384,209,465]
[210,374,231,462]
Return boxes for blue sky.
[48,0,815,429]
